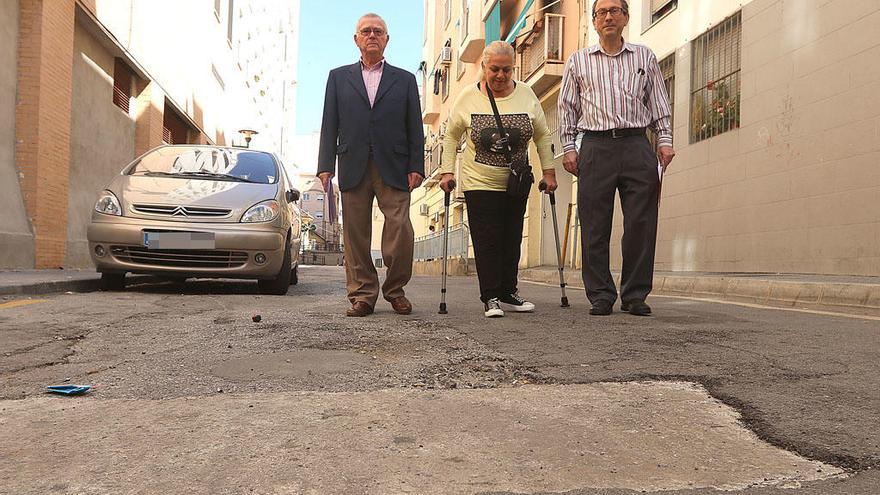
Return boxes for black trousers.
[465,190,528,303]
[577,134,659,305]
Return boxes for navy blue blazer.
[317,61,425,192]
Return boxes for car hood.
[109,175,279,222]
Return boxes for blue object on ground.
[46,384,91,395]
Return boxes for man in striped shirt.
[558,0,675,316]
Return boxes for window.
[214,0,221,20]
[690,12,741,143]
[651,0,677,24]
[162,103,191,145]
[457,54,465,80]
[317,194,324,201]
[459,0,469,43]
[227,0,235,45]
[660,53,675,129]
[649,53,675,148]
[315,212,324,219]
[112,58,134,114]
[443,0,452,27]
[303,192,310,201]
[441,67,449,102]
[212,64,225,91]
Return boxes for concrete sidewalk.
[520,266,880,316]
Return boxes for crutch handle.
[444,180,456,205]
[538,181,555,205]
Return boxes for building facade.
[417,0,880,277]
[1,0,300,269]
[298,175,342,252]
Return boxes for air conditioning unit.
[419,203,429,216]
[440,46,452,65]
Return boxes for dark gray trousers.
[577,134,659,305]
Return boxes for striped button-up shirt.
[361,58,385,107]
[558,42,672,153]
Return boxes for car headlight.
[94,190,122,216]
[241,200,279,223]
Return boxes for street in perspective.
[2,0,880,494]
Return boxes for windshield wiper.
[175,171,261,183]
[132,171,177,177]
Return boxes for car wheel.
[258,236,291,295]
[101,272,126,291]
[290,265,298,285]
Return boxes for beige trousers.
[340,160,414,307]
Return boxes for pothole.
[212,349,373,380]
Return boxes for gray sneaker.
[484,298,504,318]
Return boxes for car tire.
[101,272,126,291]
[290,265,298,285]
[258,236,291,295]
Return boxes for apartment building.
[1,0,299,269]
[417,0,880,276]
[298,176,341,251]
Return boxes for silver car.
[87,145,302,294]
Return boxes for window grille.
[690,11,741,143]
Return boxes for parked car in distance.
[87,145,302,294]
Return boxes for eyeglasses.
[358,28,386,37]
[593,7,627,18]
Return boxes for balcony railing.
[520,14,564,82]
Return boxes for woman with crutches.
[438,41,556,318]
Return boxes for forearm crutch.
[539,181,570,307]
[438,180,457,314]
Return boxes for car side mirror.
[286,188,300,202]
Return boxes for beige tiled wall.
[609,0,880,276]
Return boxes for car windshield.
[128,147,278,184]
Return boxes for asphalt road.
[1,266,878,494]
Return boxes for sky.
[295,1,425,140]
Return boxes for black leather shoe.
[622,300,651,316]
[589,300,613,316]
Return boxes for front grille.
[132,204,232,218]
[111,246,248,269]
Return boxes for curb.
[519,269,880,316]
[0,275,161,297]
[0,278,103,297]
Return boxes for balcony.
[459,0,484,63]
[517,13,565,96]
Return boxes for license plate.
[143,232,215,250]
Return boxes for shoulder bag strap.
[482,83,517,174]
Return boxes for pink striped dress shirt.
[361,58,385,107]
[558,42,672,153]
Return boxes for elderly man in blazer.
[317,13,425,317]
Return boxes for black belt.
[583,127,646,139]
